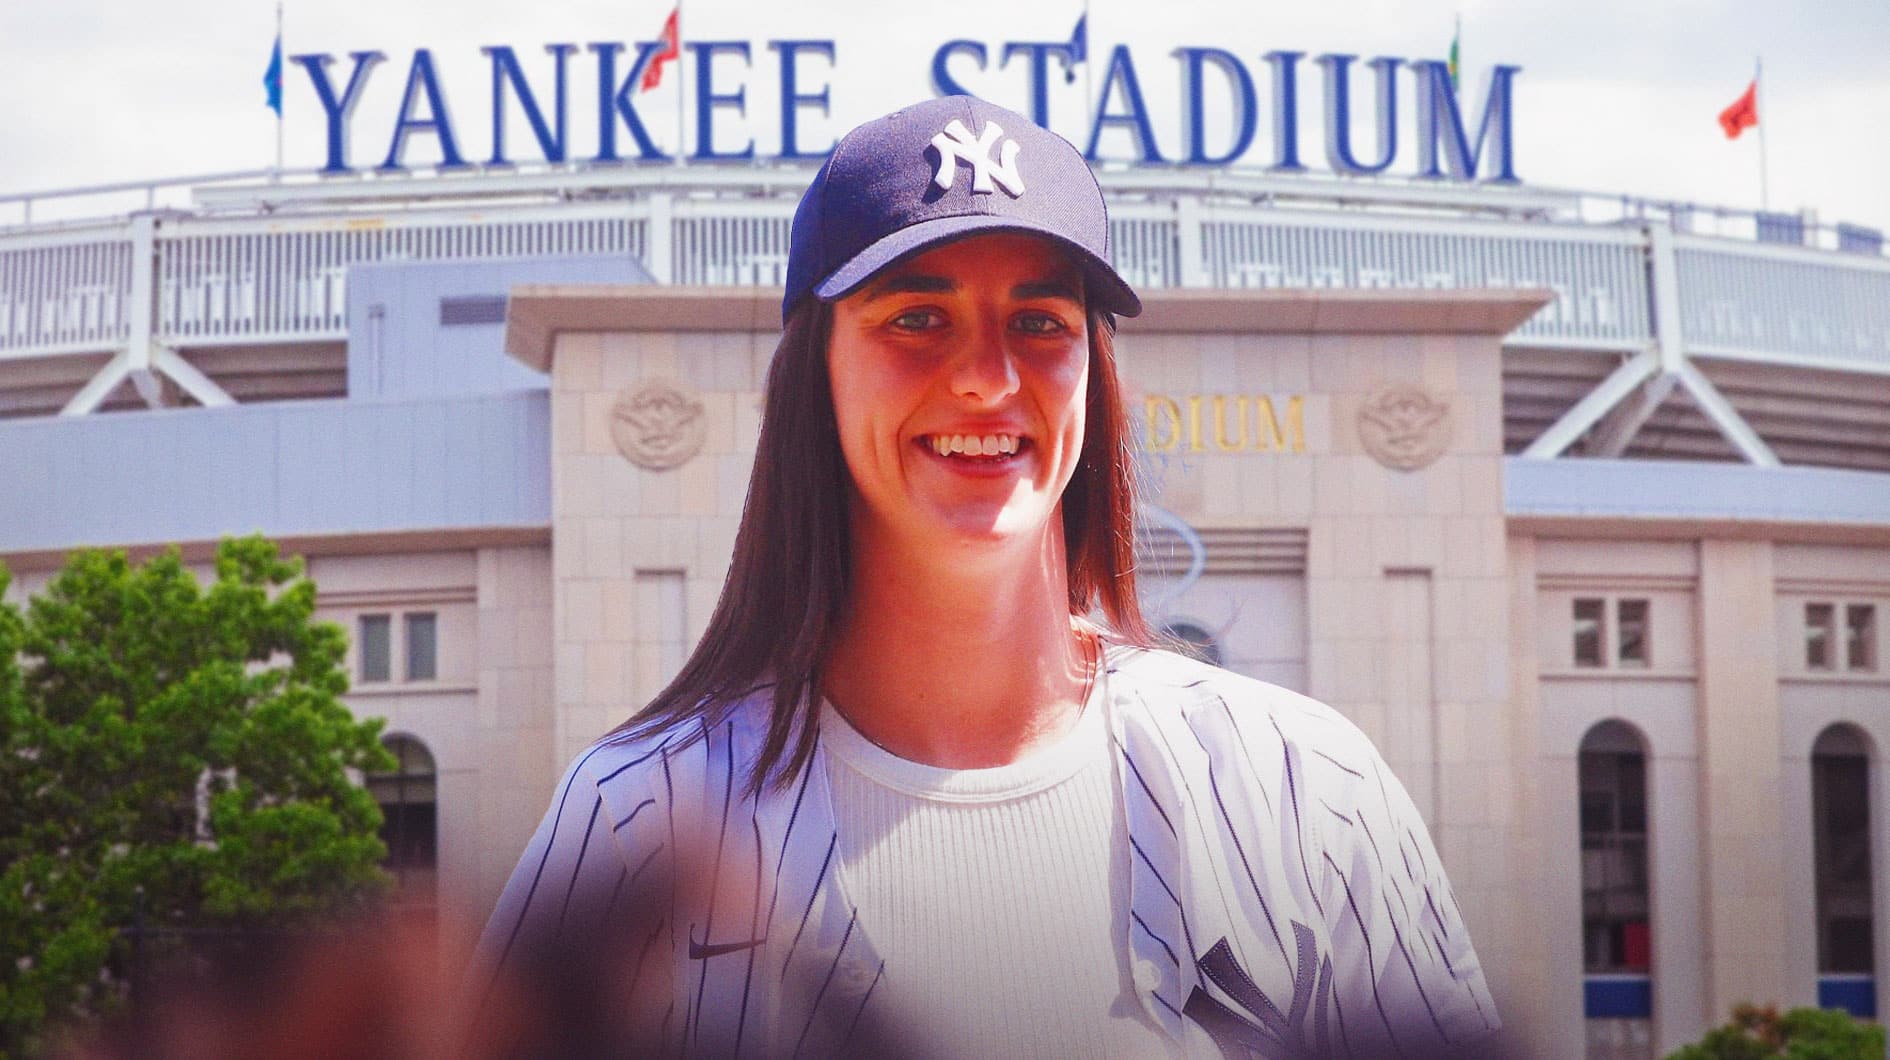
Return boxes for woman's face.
[827,232,1091,552]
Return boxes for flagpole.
[676,2,686,165]
[274,0,285,181]
[1083,0,1093,131]
[1754,55,1769,211]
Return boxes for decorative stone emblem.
[1357,383,1452,471]
[610,381,705,470]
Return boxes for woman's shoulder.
[1105,644,1382,767]
[562,685,778,797]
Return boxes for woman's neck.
[821,522,1093,769]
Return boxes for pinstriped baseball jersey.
[477,645,1498,1057]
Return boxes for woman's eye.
[1014,312,1068,336]
[890,308,943,330]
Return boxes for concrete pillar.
[473,544,557,917]
[1695,539,1786,1022]
[1501,534,1584,1056]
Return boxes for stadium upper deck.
[1,159,1886,471]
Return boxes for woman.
[480,96,1498,1058]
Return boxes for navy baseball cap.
[782,95,1142,324]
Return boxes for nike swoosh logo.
[689,930,768,960]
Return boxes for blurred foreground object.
[64,887,896,1058]
[0,536,394,1054]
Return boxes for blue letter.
[1318,53,1400,175]
[293,51,384,174]
[1002,42,1079,127]
[1085,45,1164,162]
[1410,60,1521,183]
[690,41,754,161]
[484,44,575,165]
[382,49,466,171]
[931,40,987,98]
[590,41,671,162]
[1264,50,1306,173]
[772,40,836,160]
[1177,48,1255,165]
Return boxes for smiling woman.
[477,96,1499,1058]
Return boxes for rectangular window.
[359,614,391,683]
[1847,605,1877,672]
[405,612,438,681]
[438,294,507,326]
[1807,604,1836,670]
[1617,599,1650,668]
[1573,598,1606,668]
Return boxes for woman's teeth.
[929,433,1020,457]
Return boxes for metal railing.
[1674,237,1890,372]
[0,227,135,356]
[156,204,647,345]
[1196,210,1650,347]
[3,164,1889,377]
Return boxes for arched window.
[368,735,438,907]
[1814,724,1876,1018]
[1579,720,1652,1056]
[1161,620,1223,667]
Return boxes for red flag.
[641,9,680,92]
[1718,80,1758,139]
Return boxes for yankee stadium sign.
[288,34,1520,182]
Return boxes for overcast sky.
[2,0,1886,233]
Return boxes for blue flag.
[264,35,283,115]
[1063,14,1087,84]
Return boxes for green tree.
[0,536,395,1054]
[1667,1001,1887,1059]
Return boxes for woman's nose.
[949,317,1020,405]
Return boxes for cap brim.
[812,214,1143,318]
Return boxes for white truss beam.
[1521,349,1660,459]
[1674,359,1781,467]
[60,350,131,416]
[153,347,235,408]
[1590,371,1681,458]
[1646,225,1688,376]
[114,212,171,410]
[129,367,170,408]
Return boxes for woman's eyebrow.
[861,274,955,301]
[1012,279,1083,303]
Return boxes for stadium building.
[2,34,1887,1057]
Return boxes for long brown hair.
[615,296,1151,792]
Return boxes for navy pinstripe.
[1132,909,1180,967]
[792,907,858,1058]
[1274,715,1328,923]
[556,795,603,935]
[1326,851,1404,1057]
[492,740,612,972]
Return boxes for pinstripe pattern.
[477,647,1499,1056]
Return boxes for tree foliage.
[0,536,394,1053]
[1666,1002,1887,1059]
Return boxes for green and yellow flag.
[1447,17,1461,89]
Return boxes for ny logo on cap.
[929,119,1027,197]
